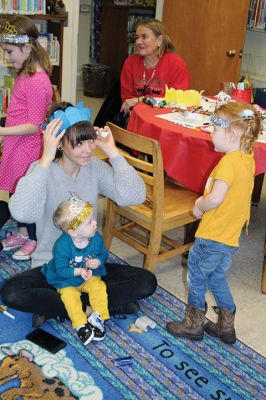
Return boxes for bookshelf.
[0,13,67,99]
[247,0,266,31]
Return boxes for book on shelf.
[0,0,46,15]
[0,86,12,115]
[39,33,60,65]
[247,0,266,30]
[3,75,14,90]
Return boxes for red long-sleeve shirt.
[120,51,190,102]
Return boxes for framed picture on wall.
[80,4,90,13]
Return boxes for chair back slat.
[107,122,153,155]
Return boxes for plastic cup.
[231,88,252,103]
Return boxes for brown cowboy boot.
[166,305,206,340]
[205,308,236,344]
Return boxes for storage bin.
[254,88,266,108]
[82,64,110,98]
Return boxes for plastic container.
[231,88,252,103]
[82,64,110,98]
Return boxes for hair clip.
[47,102,92,136]
[239,109,254,120]
[68,192,93,231]
[210,114,231,129]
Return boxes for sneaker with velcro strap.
[77,322,94,345]
[88,311,106,341]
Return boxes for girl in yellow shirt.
[166,101,262,344]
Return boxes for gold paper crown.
[0,21,18,35]
[0,21,30,44]
[68,192,93,231]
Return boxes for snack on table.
[164,86,201,107]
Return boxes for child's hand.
[195,196,203,206]
[80,268,92,281]
[86,258,100,269]
[193,204,203,219]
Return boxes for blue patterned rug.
[0,224,265,399]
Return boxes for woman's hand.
[39,119,65,169]
[94,125,119,159]
[121,97,139,113]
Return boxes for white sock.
[76,324,85,331]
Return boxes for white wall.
[77,0,92,90]
[61,0,79,103]
[240,30,266,89]
[155,0,164,20]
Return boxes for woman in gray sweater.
[0,102,157,325]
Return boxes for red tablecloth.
[128,103,266,194]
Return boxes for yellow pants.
[58,276,110,329]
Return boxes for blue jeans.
[187,238,238,313]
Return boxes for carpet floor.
[0,246,265,399]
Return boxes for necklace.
[143,66,156,87]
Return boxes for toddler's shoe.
[12,239,37,261]
[2,232,28,251]
[88,311,106,341]
[77,322,94,345]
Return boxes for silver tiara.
[0,34,30,44]
[210,114,231,129]
[69,192,86,218]
[239,109,254,120]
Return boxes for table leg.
[252,173,265,206]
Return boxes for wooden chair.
[103,122,199,271]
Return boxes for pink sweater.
[0,71,52,192]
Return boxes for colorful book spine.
[0,0,46,13]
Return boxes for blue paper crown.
[45,102,92,136]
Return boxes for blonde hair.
[134,19,175,58]
[216,102,262,154]
[5,15,52,76]
[53,200,94,233]
[53,202,72,233]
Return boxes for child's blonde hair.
[4,15,52,76]
[53,198,94,233]
[216,102,262,154]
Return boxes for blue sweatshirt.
[41,231,108,288]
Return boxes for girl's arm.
[0,123,39,136]
[196,179,229,213]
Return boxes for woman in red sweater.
[120,19,190,113]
